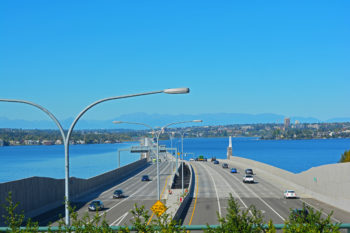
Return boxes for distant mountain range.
[0,113,349,130]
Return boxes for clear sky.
[1,0,349,122]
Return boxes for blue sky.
[1,0,349,122]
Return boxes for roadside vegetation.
[1,192,341,232]
[339,149,350,163]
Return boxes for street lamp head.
[163,88,190,94]
[192,120,203,123]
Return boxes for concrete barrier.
[0,158,148,224]
[227,156,350,213]
[172,162,194,222]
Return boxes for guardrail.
[0,224,349,232]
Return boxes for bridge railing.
[1,224,350,232]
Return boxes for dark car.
[222,163,228,168]
[141,175,150,181]
[213,160,219,164]
[88,200,104,211]
[113,189,124,199]
[291,209,309,222]
[245,169,253,175]
[211,157,216,162]
[230,168,237,173]
[203,158,208,162]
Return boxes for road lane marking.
[301,199,341,223]
[111,212,128,226]
[147,173,171,225]
[204,163,249,209]
[199,163,222,217]
[187,164,199,228]
[99,163,156,197]
[227,167,286,221]
[90,163,171,223]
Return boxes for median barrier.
[172,162,194,222]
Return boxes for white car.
[284,190,297,199]
[243,175,254,183]
[189,158,194,161]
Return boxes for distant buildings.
[284,117,290,129]
[0,139,3,147]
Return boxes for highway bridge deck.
[181,160,350,226]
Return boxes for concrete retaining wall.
[0,159,148,223]
[228,156,350,213]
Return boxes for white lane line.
[197,163,222,217]
[89,162,171,223]
[203,163,249,209]
[301,199,341,223]
[227,167,286,221]
[111,212,128,226]
[100,164,157,197]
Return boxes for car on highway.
[245,168,254,175]
[284,190,297,199]
[189,158,194,161]
[211,157,216,162]
[230,168,237,173]
[213,160,219,164]
[222,163,228,168]
[113,189,124,199]
[141,175,150,181]
[88,200,104,211]
[243,175,254,183]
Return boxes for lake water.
[1,137,349,183]
[162,137,350,174]
[0,142,140,183]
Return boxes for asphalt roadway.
[36,161,174,227]
[181,160,350,227]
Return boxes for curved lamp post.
[179,120,202,194]
[1,87,189,226]
[113,119,202,200]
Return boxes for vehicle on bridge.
[211,157,216,162]
[141,175,150,181]
[284,190,297,199]
[213,160,219,164]
[243,175,254,183]
[230,168,237,173]
[222,163,228,168]
[88,200,104,211]
[197,155,207,161]
[245,168,254,175]
[113,189,125,199]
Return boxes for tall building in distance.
[284,117,290,129]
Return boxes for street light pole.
[178,120,202,195]
[1,87,189,226]
[114,119,202,200]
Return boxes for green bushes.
[1,192,341,232]
[339,149,350,163]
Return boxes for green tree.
[205,194,275,233]
[283,204,340,233]
[339,149,350,163]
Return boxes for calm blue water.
[161,137,350,174]
[0,142,140,183]
[2,137,350,183]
